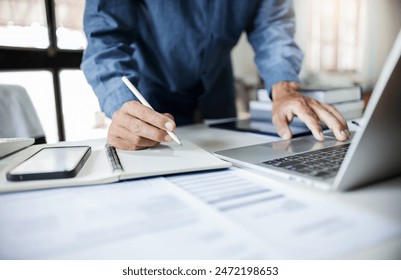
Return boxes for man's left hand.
[271,81,350,141]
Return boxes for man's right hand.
[107,101,176,150]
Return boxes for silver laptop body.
[215,30,401,191]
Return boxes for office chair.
[0,84,46,144]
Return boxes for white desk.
[176,124,401,259]
[0,124,400,259]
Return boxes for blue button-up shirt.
[82,0,303,125]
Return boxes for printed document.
[0,168,399,259]
[169,169,401,259]
[0,177,268,259]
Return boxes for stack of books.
[251,86,363,125]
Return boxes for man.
[82,0,349,150]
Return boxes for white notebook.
[0,139,231,193]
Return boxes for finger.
[113,107,172,143]
[292,102,325,141]
[122,101,176,132]
[272,113,293,140]
[108,125,160,150]
[163,113,175,121]
[308,102,348,141]
[119,125,162,147]
[126,117,172,143]
[109,136,159,150]
[321,103,347,127]
[321,103,350,136]
[163,113,176,130]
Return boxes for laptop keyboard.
[262,143,350,179]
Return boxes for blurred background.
[0,0,400,143]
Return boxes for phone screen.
[6,146,91,181]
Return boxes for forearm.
[247,0,303,96]
[81,0,140,118]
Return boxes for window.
[0,0,105,142]
[0,0,86,51]
[0,0,48,48]
[308,0,363,72]
[54,0,86,50]
[60,70,109,141]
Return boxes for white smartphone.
[6,146,91,181]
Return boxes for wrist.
[271,81,301,100]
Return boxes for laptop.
[0,138,34,158]
[214,30,401,191]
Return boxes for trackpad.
[215,135,348,164]
[263,136,342,154]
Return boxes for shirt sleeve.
[81,0,140,118]
[246,0,304,98]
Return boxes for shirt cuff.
[263,72,301,101]
[102,84,135,118]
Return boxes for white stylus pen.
[122,76,182,146]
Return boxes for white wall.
[231,33,258,86]
[231,0,401,90]
[359,0,401,89]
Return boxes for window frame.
[307,0,362,73]
[0,0,83,141]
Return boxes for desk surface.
[1,124,400,259]
[176,124,401,259]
